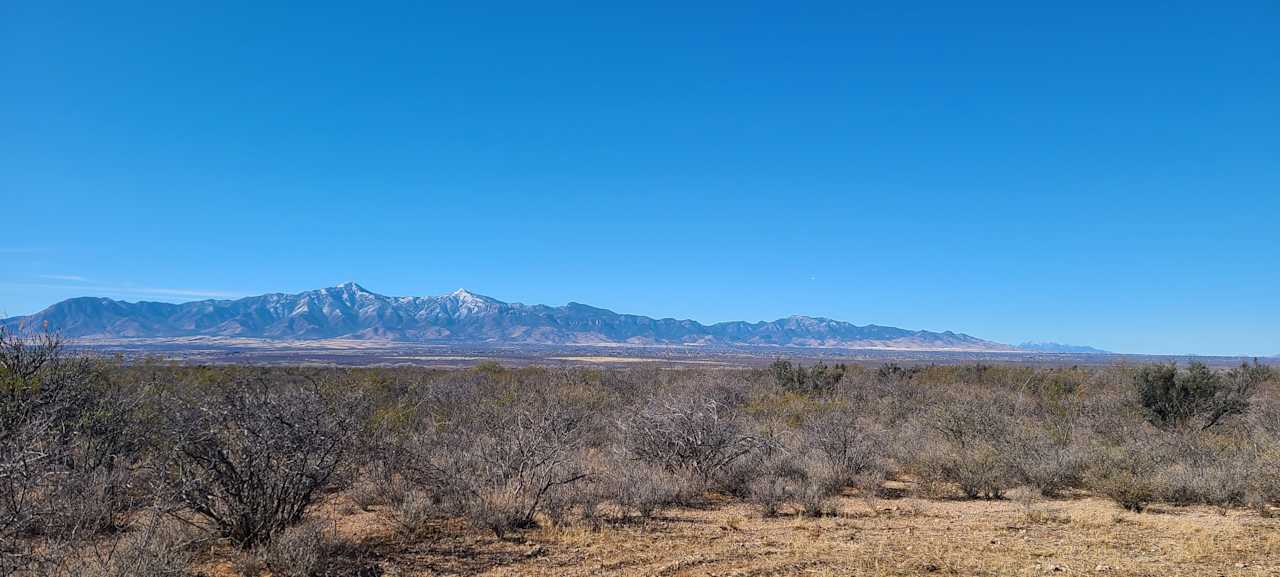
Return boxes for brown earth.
[197,489,1280,577]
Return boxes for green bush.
[1137,361,1270,430]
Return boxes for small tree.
[1137,361,1268,430]
[770,360,846,394]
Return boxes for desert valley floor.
[189,482,1279,577]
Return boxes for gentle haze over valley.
[2,2,1277,356]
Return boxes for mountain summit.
[2,284,1016,351]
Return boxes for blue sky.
[2,1,1277,356]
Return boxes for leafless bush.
[231,555,265,577]
[733,429,790,516]
[907,397,1018,499]
[385,486,436,539]
[591,454,688,520]
[1246,443,1280,515]
[158,377,366,547]
[739,409,880,516]
[804,411,886,493]
[361,421,450,537]
[1159,461,1250,507]
[747,461,801,517]
[739,428,844,518]
[0,328,146,575]
[376,392,589,538]
[793,454,843,517]
[454,404,588,537]
[620,393,757,489]
[769,360,846,395]
[1152,434,1255,507]
[364,427,454,537]
[1005,419,1088,497]
[1086,437,1164,512]
[1246,394,1280,439]
[914,440,1014,500]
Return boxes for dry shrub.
[1086,438,1163,513]
[1247,395,1280,439]
[805,410,886,494]
[595,456,690,520]
[0,328,148,575]
[365,426,452,538]
[620,393,757,489]
[1248,443,1280,515]
[231,555,265,577]
[907,397,1018,499]
[257,520,332,577]
[794,455,843,517]
[1083,426,1278,512]
[159,377,366,547]
[1152,433,1255,507]
[745,441,802,517]
[918,441,1015,499]
[1244,399,1280,513]
[1005,419,1088,497]
[1091,470,1158,513]
[455,404,588,537]
[385,485,436,539]
[743,430,844,518]
[348,478,384,512]
[255,519,378,577]
[375,390,590,538]
[38,512,201,577]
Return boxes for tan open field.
[196,486,1280,577]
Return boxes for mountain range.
[1,283,1097,352]
[1018,341,1111,354]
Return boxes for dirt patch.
[193,493,1280,577]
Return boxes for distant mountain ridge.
[1018,341,1110,354]
[1,282,1021,351]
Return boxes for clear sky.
[2,1,1277,356]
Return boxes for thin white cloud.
[2,282,245,300]
[38,274,89,282]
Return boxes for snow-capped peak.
[450,288,481,300]
[335,281,370,293]
[439,288,500,316]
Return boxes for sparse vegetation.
[4,331,1278,575]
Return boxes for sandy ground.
[196,489,1280,577]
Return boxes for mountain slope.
[2,283,1012,351]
